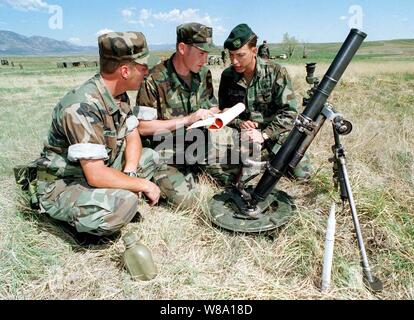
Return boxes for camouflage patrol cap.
[224,24,256,51]
[177,22,214,52]
[98,31,160,68]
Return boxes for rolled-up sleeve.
[62,102,108,161]
[68,143,108,161]
[125,115,139,135]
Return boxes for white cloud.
[96,28,114,36]
[139,8,151,21]
[402,17,408,22]
[121,9,134,19]
[139,8,151,25]
[120,7,225,37]
[153,8,213,26]
[122,8,152,26]
[5,0,50,12]
[122,7,216,26]
[215,25,227,35]
[339,16,347,20]
[122,7,218,27]
[68,37,81,45]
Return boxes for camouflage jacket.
[258,44,270,58]
[218,57,298,143]
[136,53,217,119]
[39,74,138,178]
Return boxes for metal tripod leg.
[333,128,383,292]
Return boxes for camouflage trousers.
[152,127,313,209]
[152,127,241,209]
[152,163,241,210]
[36,148,159,236]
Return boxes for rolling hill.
[0,30,97,55]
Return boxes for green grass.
[0,51,413,299]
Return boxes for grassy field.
[0,47,413,300]
[267,39,414,63]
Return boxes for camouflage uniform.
[258,41,270,59]
[15,32,161,236]
[220,24,313,179]
[137,57,216,119]
[136,23,226,208]
[219,56,298,142]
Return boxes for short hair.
[247,35,258,48]
[176,42,196,53]
[100,58,135,74]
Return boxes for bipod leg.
[332,127,383,292]
[332,130,349,208]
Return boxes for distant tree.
[282,33,299,59]
[302,41,308,59]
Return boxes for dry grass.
[0,58,413,300]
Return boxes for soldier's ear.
[120,64,130,80]
[252,47,258,55]
[177,42,186,55]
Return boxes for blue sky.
[0,0,413,46]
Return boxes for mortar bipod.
[324,104,383,293]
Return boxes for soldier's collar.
[168,53,201,91]
[255,56,266,78]
[234,58,262,87]
[95,74,120,115]
[115,92,131,115]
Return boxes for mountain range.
[0,30,98,55]
[0,30,176,55]
[3,30,412,57]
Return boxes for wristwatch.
[124,171,137,177]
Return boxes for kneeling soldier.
[219,24,313,180]
[16,32,161,236]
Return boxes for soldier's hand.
[240,121,258,130]
[142,181,161,206]
[241,128,264,144]
[209,106,221,114]
[187,109,215,125]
